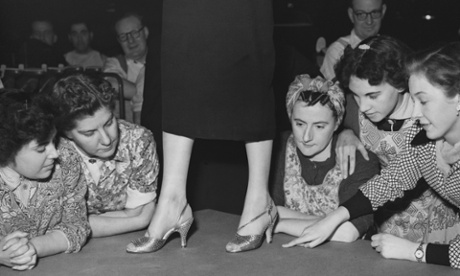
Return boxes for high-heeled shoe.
[225,199,278,253]
[126,203,194,254]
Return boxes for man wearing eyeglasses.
[320,0,386,80]
[104,13,149,124]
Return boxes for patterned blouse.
[359,125,460,268]
[63,119,159,214]
[284,135,342,216]
[358,93,460,244]
[0,141,90,253]
[271,132,380,236]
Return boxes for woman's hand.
[336,129,368,178]
[2,231,28,252]
[10,242,37,270]
[371,233,420,262]
[0,231,35,269]
[282,207,350,248]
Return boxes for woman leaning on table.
[271,75,380,242]
[46,73,159,237]
[0,89,90,270]
[283,42,460,269]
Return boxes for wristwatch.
[414,242,425,263]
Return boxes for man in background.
[17,19,66,68]
[64,20,106,68]
[104,13,148,124]
[320,0,386,80]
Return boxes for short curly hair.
[47,73,116,134]
[407,42,460,99]
[335,35,412,92]
[0,89,55,167]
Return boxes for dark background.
[0,0,459,65]
[0,0,459,214]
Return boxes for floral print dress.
[65,119,159,214]
[0,141,90,253]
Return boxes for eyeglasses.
[117,26,145,42]
[353,10,383,21]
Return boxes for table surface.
[1,209,458,276]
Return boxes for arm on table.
[283,135,425,249]
[282,206,351,248]
[371,233,458,268]
[276,206,359,243]
[50,146,91,253]
[339,150,380,237]
[89,201,156,237]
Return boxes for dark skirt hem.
[163,126,276,142]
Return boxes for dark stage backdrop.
[0,0,459,66]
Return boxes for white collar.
[71,141,102,165]
[0,166,22,191]
[388,93,414,120]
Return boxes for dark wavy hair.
[335,35,412,92]
[47,73,116,134]
[0,89,55,167]
[406,42,460,98]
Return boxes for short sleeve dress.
[161,0,276,141]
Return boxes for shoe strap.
[237,200,274,232]
[176,202,189,225]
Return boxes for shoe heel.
[265,212,278,244]
[179,217,194,248]
[126,202,193,253]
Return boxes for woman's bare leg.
[237,139,273,236]
[145,131,194,237]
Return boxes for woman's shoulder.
[117,119,156,150]
[57,138,82,162]
[118,120,154,138]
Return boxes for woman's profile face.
[9,132,58,180]
[409,73,460,143]
[291,101,339,162]
[65,107,119,160]
[349,76,403,123]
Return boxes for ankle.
[157,194,187,208]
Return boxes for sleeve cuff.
[340,190,373,219]
[125,187,156,209]
[426,243,450,266]
[46,230,72,253]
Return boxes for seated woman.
[333,35,460,248]
[47,73,159,237]
[0,89,90,270]
[271,75,380,242]
[283,41,460,269]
